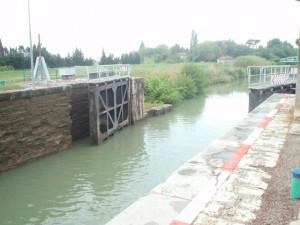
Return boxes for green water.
[0,81,248,225]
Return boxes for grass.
[130,62,246,82]
[135,62,247,104]
[0,62,247,103]
[0,68,64,91]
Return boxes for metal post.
[28,0,34,82]
[294,31,300,119]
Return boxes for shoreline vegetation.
[0,55,272,106]
[131,55,271,106]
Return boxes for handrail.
[247,65,297,88]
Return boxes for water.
[0,81,248,225]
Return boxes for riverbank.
[106,93,294,225]
[131,63,246,105]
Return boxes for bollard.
[290,168,300,200]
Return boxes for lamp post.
[27,0,34,82]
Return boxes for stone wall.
[0,77,146,171]
[0,87,72,172]
[70,84,90,140]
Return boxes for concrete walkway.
[106,94,295,225]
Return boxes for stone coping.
[0,85,72,101]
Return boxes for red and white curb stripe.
[170,95,288,225]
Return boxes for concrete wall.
[249,84,295,112]
[129,77,144,124]
[0,87,72,172]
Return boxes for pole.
[28,0,34,82]
[294,31,300,119]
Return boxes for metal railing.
[247,65,297,88]
[280,56,298,64]
[87,64,129,80]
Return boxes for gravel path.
[252,121,300,225]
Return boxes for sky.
[0,0,300,59]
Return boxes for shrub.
[175,74,197,99]
[0,65,14,71]
[234,55,270,68]
[144,74,181,104]
[181,63,207,93]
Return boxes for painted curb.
[170,94,288,225]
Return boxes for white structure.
[58,67,76,80]
[33,56,51,82]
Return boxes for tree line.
[0,30,298,70]
[188,31,297,63]
[0,40,94,69]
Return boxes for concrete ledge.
[144,104,173,118]
[0,85,71,101]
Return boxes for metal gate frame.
[89,77,129,144]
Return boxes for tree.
[139,41,145,63]
[0,39,4,56]
[246,39,260,48]
[217,40,252,57]
[191,41,221,62]
[267,38,297,58]
[190,30,198,52]
[71,48,85,65]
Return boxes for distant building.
[0,39,4,57]
[217,56,233,64]
[176,52,187,60]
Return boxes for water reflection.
[0,81,248,225]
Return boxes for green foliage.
[0,65,14,71]
[187,31,296,63]
[0,45,94,69]
[266,38,297,59]
[181,63,207,93]
[144,74,181,104]
[175,74,197,99]
[142,62,247,105]
[140,43,188,64]
[99,50,141,65]
[191,42,222,62]
[234,55,270,68]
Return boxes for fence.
[0,64,130,91]
[247,65,297,88]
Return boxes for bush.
[144,74,181,104]
[181,63,207,93]
[175,74,197,99]
[234,55,270,68]
[0,65,14,71]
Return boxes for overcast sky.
[1,0,300,59]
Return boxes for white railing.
[58,67,76,78]
[73,64,130,80]
[247,65,297,88]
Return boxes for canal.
[0,81,248,225]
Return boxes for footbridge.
[247,65,297,111]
